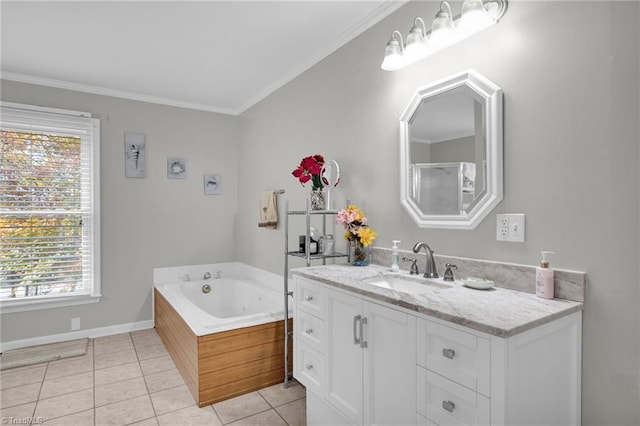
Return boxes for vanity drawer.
[296,277,326,318]
[417,367,490,426]
[296,309,324,353]
[418,319,490,396]
[295,343,324,396]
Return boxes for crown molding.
[1,71,240,116]
[2,0,409,116]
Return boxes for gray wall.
[237,2,639,425]
[0,82,240,340]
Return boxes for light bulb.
[404,18,429,64]
[380,36,404,71]
[403,17,429,64]
[459,0,494,36]
[430,2,456,50]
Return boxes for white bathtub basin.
[154,262,288,336]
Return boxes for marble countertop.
[291,264,584,338]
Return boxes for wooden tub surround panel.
[154,289,198,399]
[154,289,293,407]
[198,320,293,405]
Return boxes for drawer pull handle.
[305,328,313,334]
[442,348,455,359]
[442,400,455,413]
[305,295,314,301]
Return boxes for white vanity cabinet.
[293,277,327,397]
[293,275,582,426]
[294,277,416,425]
[325,287,417,425]
[416,318,491,425]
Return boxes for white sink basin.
[362,274,454,295]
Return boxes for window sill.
[0,294,102,314]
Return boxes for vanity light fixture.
[380,30,405,71]
[403,18,429,64]
[429,1,455,50]
[380,0,508,71]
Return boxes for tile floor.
[0,328,306,425]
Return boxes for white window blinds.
[1,104,100,309]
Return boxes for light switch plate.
[496,214,525,242]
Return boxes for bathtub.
[153,262,287,336]
[153,262,292,406]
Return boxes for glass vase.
[310,190,326,211]
[351,239,370,266]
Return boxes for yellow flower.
[358,227,377,247]
[338,204,375,247]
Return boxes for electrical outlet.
[496,214,525,242]
[499,226,509,239]
[71,317,80,331]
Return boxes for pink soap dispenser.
[535,251,555,299]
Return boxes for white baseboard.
[0,320,154,352]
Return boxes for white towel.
[258,191,278,229]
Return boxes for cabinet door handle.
[353,315,361,345]
[304,328,313,334]
[442,400,455,413]
[305,295,314,301]
[360,317,368,348]
[305,363,314,370]
[442,348,455,359]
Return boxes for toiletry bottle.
[309,227,319,255]
[318,235,326,254]
[391,240,401,272]
[535,251,555,299]
[323,234,334,255]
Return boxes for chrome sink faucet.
[412,242,438,279]
[402,257,419,275]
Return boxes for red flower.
[292,167,304,178]
[292,154,325,189]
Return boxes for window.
[0,103,100,313]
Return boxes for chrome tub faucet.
[412,242,438,279]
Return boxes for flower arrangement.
[291,154,327,191]
[336,204,377,247]
[337,204,377,266]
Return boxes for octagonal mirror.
[400,70,503,229]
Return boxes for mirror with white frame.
[400,70,503,229]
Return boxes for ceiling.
[1,1,405,116]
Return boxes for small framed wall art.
[124,132,146,178]
[167,157,186,179]
[204,174,222,195]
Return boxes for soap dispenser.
[535,251,555,299]
[391,240,401,272]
